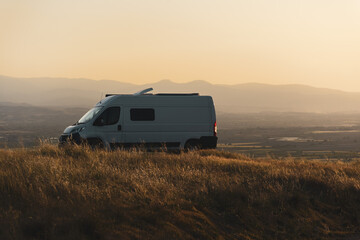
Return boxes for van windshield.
[77,106,103,124]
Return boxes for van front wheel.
[184,139,201,151]
[86,138,104,150]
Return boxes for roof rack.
[156,93,199,96]
[105,88,199,97]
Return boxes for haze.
[1,0,360,91]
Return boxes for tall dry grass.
[0,144,359,239]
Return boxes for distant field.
[0,104,86,147]
[218,143,360,161]
[0,145,359,239]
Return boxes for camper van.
[59,88,217,150]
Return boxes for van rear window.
[130,108,155,121]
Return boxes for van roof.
[105,93,199,97]
[96,91,212,107]
[105,88,199,98]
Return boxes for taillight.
[214,121,217,136]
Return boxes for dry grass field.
[0,144,360,239]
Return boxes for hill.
[2,75,360,112]
[0,145,359,239]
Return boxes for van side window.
[130,108,155,121]
[94,107,120,126]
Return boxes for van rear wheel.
[185,140,201,151]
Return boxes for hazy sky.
[1,0,360,91]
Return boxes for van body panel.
[59,91,217,150]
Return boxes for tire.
[86,138,104,150]
[184,139,201,151]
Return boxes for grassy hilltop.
[0,145,360,239]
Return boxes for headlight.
[71,127,85,134]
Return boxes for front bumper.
[59,133,83,145]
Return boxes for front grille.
[59,133,81,144]
[59,134,69,142]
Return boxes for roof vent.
[133,88,153,95]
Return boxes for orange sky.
[1,0,360,91]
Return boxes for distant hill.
[1,75,360,113]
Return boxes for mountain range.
[1,75,360,113]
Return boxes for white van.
[59,88,217,150]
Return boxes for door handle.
[117,125,122,131]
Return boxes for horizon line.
[0,74,355,93]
